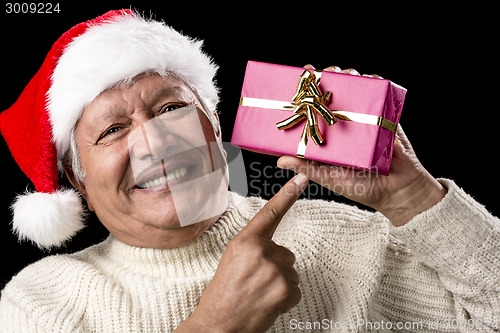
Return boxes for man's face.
[73,74,226,248]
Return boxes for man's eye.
[97,126,122,143]
[160,103,184,114]
[106,127,121,135]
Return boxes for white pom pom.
[11,189,85,249]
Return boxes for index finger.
[240,173,309,239]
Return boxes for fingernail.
[293,173,308,189]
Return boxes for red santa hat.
[0,9,219,249]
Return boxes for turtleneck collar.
[91,192,260,279]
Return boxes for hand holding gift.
[277,66,447,227]
[232,61,406,175]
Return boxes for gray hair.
[62,128,86,184]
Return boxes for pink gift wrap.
[231,61,407,175]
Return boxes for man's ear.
[63,165,94,212]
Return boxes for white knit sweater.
[1,179,499,332]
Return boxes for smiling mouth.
[136,165,194,190]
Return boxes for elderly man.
[0,9,499,333]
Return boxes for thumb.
[240,173,309,239]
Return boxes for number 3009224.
[6,3,60,14]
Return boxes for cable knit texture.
[1,179,499,332]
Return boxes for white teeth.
[139,167,188,189]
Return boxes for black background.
[0,2,497,289]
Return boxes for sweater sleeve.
[0,256,87,333]
[389,178,500,330]
[0,294,46,333]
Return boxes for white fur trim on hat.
[12,189,85,249]
[47,12,219,164]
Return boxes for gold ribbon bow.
[239,68,397,159]
[275,69,347,158]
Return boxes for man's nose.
[129,118,178,161]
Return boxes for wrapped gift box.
[231,61,407,175]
